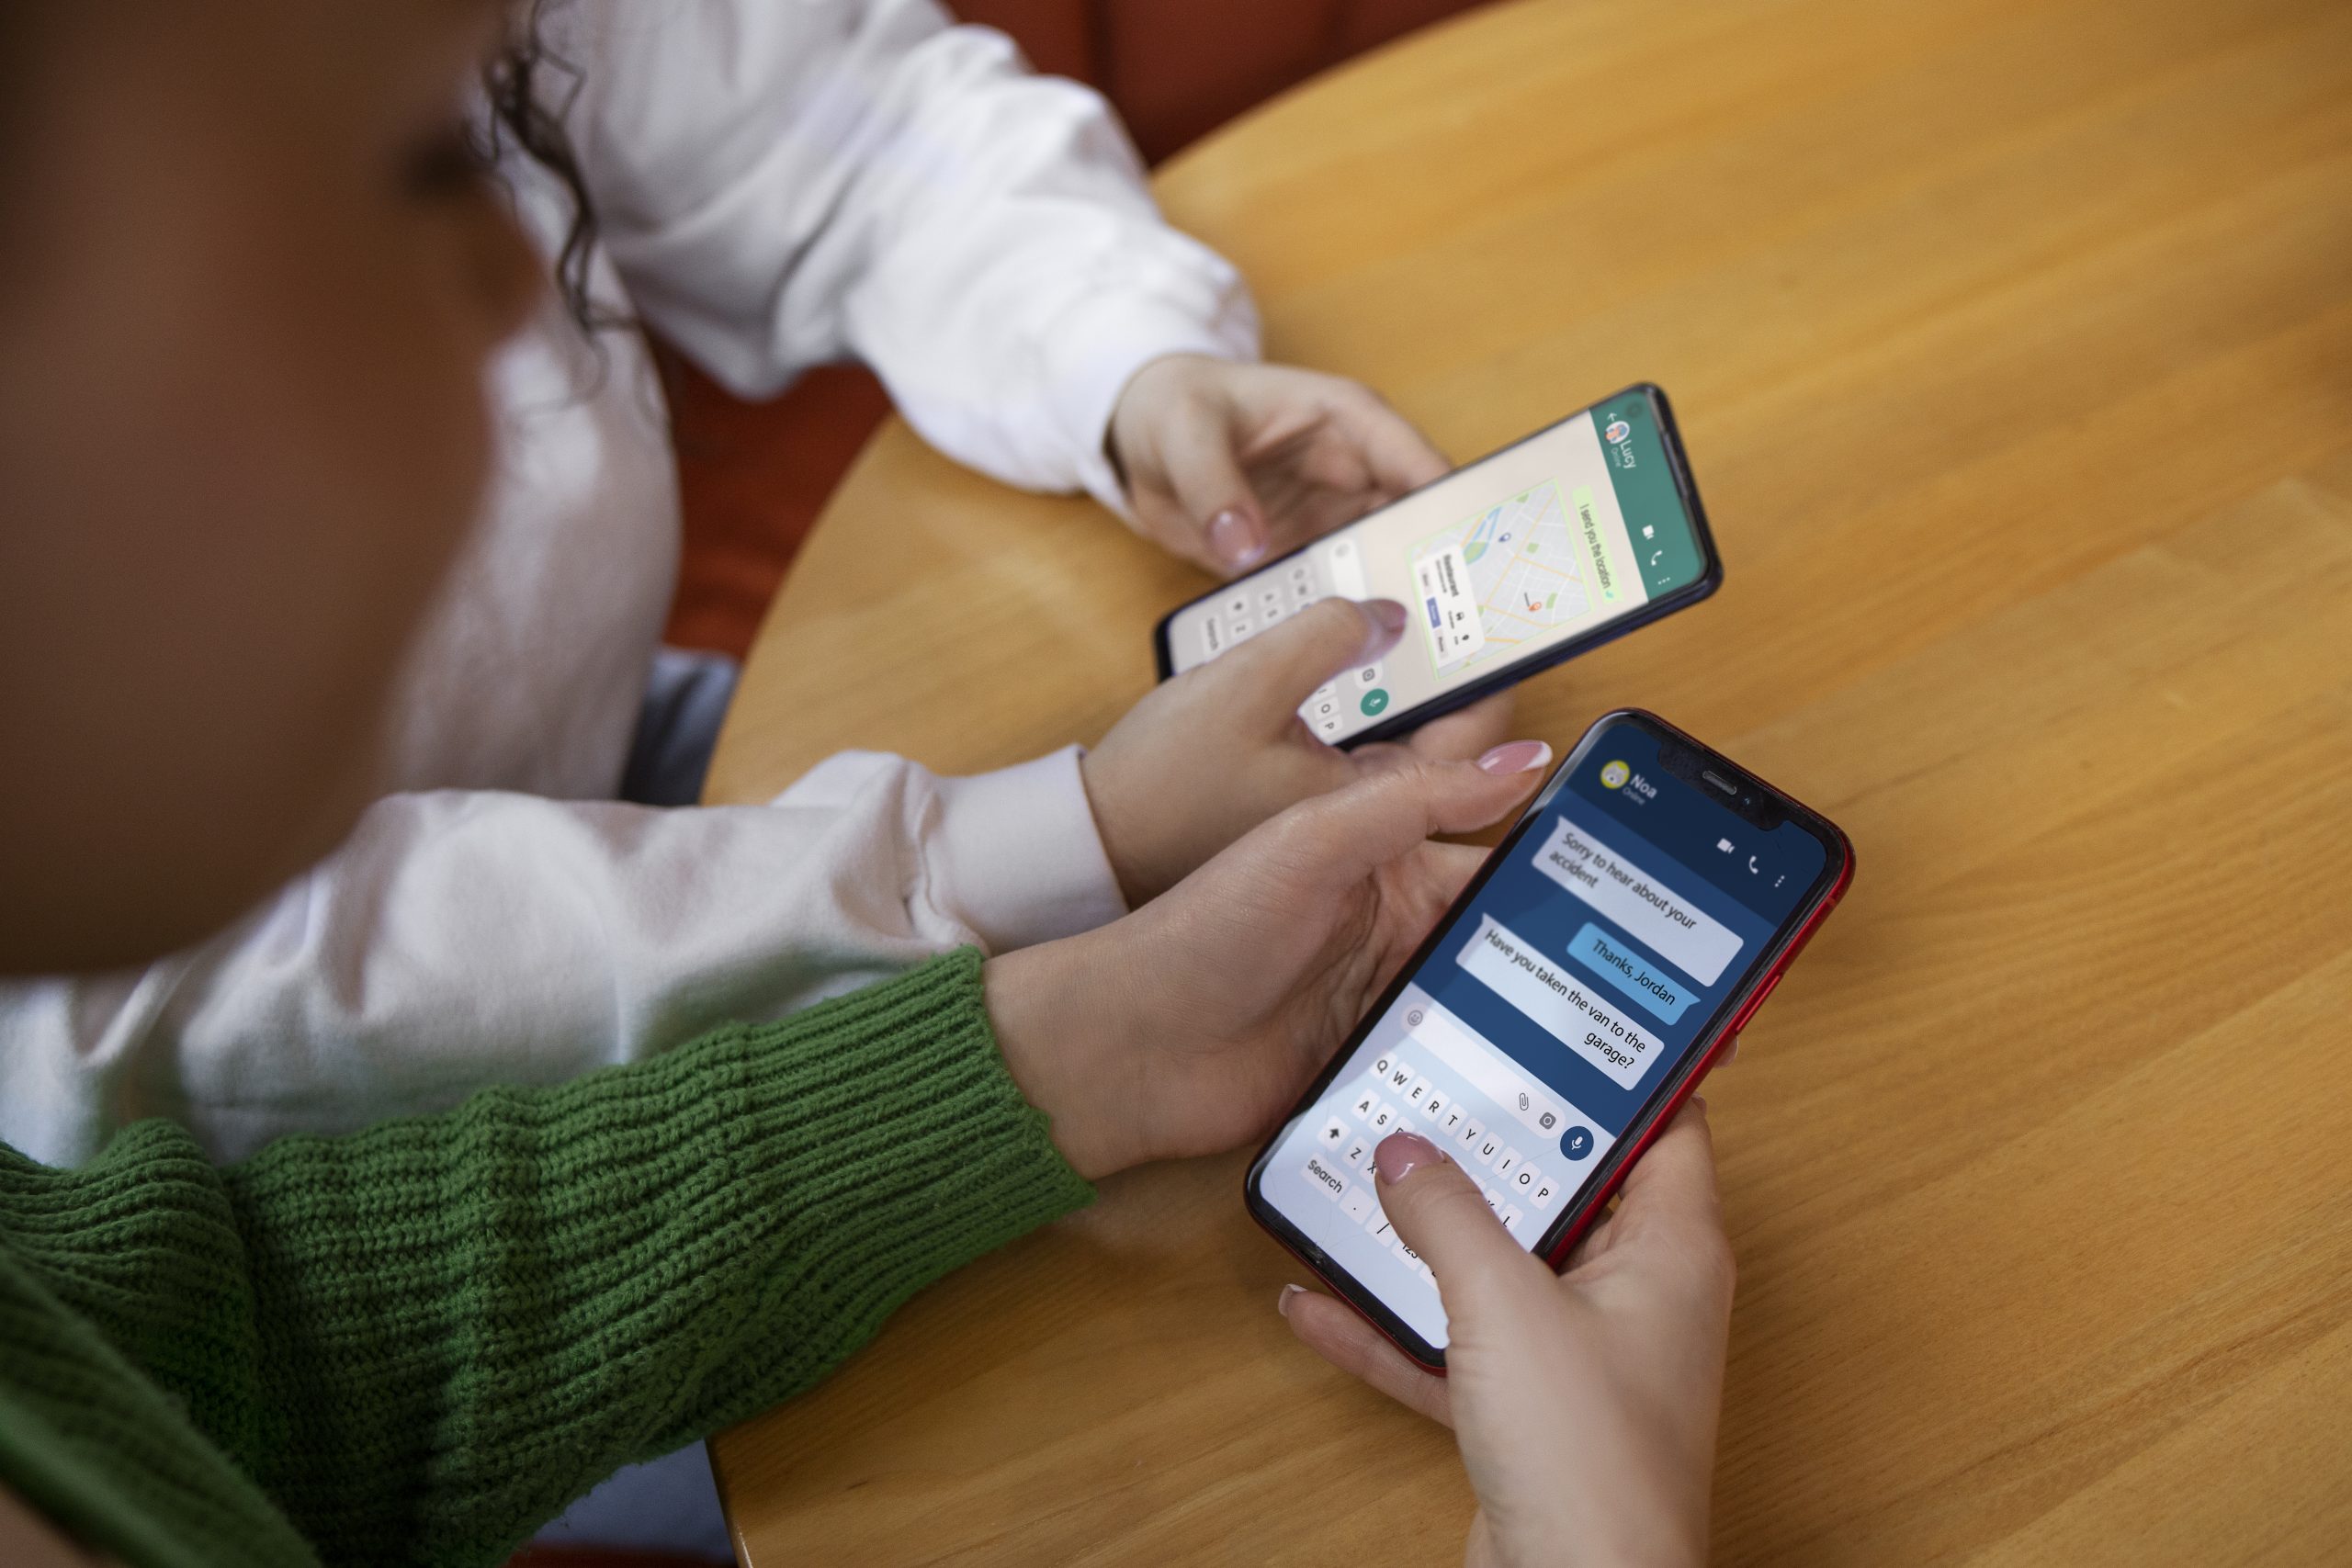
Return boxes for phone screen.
[1162,388,1710,743]
[1250,714,1838,1353]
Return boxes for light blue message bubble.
[1566,922,1698,1023]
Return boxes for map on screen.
[1408,479,1595,676]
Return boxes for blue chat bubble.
[1566,922,1699,1023]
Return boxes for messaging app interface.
[1266,722,1826,1347]
[1165,392,1704,741]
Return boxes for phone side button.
[1727,972,1781,1035]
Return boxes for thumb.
[1153,392,1269,571]
[1216,596,1408,729]
[1374,1130,1548,1303]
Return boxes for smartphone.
[1245,710,1853,1368]
[1153,385,1720,748]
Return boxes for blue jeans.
[618,646,741,808]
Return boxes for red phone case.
[1250,710,1854,1373]
[1536,846,1851,1273]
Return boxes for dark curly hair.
[479,0,619,335]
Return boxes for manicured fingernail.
[1207,508,1266,570]
[1477,739,1552,774]
[1360,598,1408,657]
[1374,1131,1448,1184]
[1277,1283,1304,1317]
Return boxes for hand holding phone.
[1245,711,1850,1365]
[1081,596,1519,903]
[1280,1105,1732,1568]
[985,750,1555,1181]
[1156,386,1720,748]
[1109,355,1452,573]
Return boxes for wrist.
[1103,351,1218,500]
[982,940,1143,1182]
[1076,748,1152,908]
[1491,1495,1704,1568]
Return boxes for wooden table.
[704,0,2352,1560]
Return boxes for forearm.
[548,0,1258,507]
[0,950,1091,1566]
[0,756,1123,1166]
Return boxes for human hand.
[986,752,1552,1182]
[1281,1109,1734,1568]
[1080,596,1525,904]
[1107,355,1449,573]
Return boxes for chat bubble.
[1456,915,1666,1088]
[1530,818,1742,984]
[1566,922,1698,1023]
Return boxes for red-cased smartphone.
[1244,709,1853,1369]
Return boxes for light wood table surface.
[704,0,2352,1560]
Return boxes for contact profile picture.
[1600,760,1631,789]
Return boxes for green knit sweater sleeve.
[0,948,1092,1568]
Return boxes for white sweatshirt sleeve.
[0,747,1125,1167]
[541,0,1261,513]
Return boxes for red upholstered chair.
[661,0,1487,660]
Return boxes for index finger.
[1571,1103,1733,1297]
[1335,387,1450,495]
[1244,755,1546,907]
[1279,1285,1456,1427]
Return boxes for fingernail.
[1360,598,1408,657]
[1207,508,1266,570]
[1374,1131,1448,1184]
[1477,739,1552,774]
[1277,1283,1304,1317]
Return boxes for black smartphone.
[1152,385,1719,747]
[1245,710,1853,1369]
